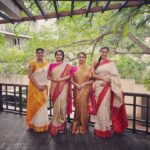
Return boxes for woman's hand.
[76,84,82,90]
[80,83,85,89]
[38,85,46,91]
[102,77,111,83]
[53,78,61,83]
[54,76,70,83]
[104,73,111,83]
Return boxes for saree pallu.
[26,60,49,132]
[48,62,73,136]
[94,59,128,138]
[71,64,95,134]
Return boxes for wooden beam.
[70,0,74,17]
[0,1,146,24]
[0,0,21,19]
[137,0,146,9]
[14,0,34,20]
[85,0,93,17]
[53,0,59,19]
[34,0,47,20]
[118,0,129,11]
[102,0,111,13]
[0,11,13,24]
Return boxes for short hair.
[77,52,87,58]
[36,48,44,53]
[55,49,64,60]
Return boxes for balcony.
[0,83,150,150]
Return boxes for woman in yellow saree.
[26,48,49,132]
[71,52,95,134]
[47,50,74,136]
[92,47,128,138]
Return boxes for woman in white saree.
[47,50,74,136]
[92,47,128,138]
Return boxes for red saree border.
[96,83,110,112]
[94,129,112,138]
[47,62,62,77]
[51,64,72,104]
[111,93,128,133]
[88,84,97,115]
[48,122,66,136]
[95,84,128,137]
[100,59,112,66]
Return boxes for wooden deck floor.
[0,112,150,150]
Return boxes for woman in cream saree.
[71,52,95,134]
[26,48,49,132]
[92,47,128,138]
[48,50,73,136]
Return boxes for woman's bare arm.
[81,80,93,87]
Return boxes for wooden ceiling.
[0,0,149,24]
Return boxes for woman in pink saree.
[47,50,74,136]
[92,47,128,138]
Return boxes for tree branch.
[127,33,150,54]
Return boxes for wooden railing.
[0,83,150,134]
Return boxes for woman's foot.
[72,128,80,134]
[79,127,87,134]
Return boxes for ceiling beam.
[102,0,111,13]
[0,0,21,19]
[0,1,146,24]
[137,0,147,9]
[14,0,35,21]
[85,0,93,17]
[70,0,74,17]
[34,0,47,20]
[53,0,59,19]
[0,11,13,24]
[118,0,129,11]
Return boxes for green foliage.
[115,55,146,83]
[0,2,149,90]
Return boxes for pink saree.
[48,62,74,135]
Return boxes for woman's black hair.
[55,49,64,61]
[77,52,87,58]
[99,46,109,52]
[94,47,109,70]
[36,48,44,53]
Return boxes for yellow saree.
[26,60,49,132]
[71,64,91,134]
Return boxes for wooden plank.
[102,0,111,13]
[53,0,59,19]
[0,0,21,19]
[0,112,150,150]
[85,0,93,17]
[70,0,74,17]
[34,0,47,20]
[14,0,34,20]
[0,11,13,24]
